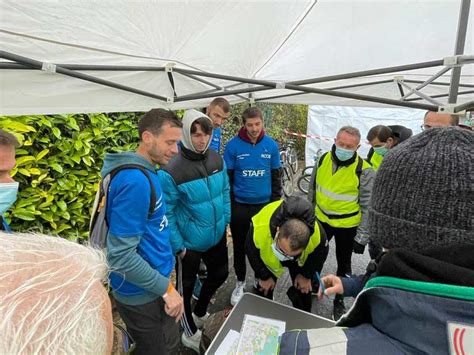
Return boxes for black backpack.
[89,164,156,249]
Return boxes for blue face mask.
[271,240,294,262]
[373,146,389,156]
[335,146,355,161]
[0,182,19,215]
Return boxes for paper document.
[215,329,240,355]
[236,315,286,355]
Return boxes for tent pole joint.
[165,62,176,72]
[438,104,457,114]
[443,55,463,67]
[41,62,57,73]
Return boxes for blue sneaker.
[192,277,202,301]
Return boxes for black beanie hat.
[369,127,473,253]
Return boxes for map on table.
[235,315,286,354]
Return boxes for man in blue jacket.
[159,109,231,352]
[102,109,184,355]
[206,97,230,153]
[0,129,19,232]
[224,107,282,306]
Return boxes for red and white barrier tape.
[283,129,334,142]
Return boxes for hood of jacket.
[181,109,213,154]
[269,196,316,237]
[101,151,156,177]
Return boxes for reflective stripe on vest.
[367,150,383,171]
[315,153,370,228]
[252,200,321,278]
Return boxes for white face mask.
[0,182,19,215]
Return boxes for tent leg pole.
[448,0,471,103]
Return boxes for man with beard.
[224,107,282,306]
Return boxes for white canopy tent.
[0,0,473,115]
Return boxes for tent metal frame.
[0,0,471,113]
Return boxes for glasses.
[420,124,431,131]
[114,323,136,354]
[274,237,295,260]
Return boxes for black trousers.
[230,201,265,281]
[319,221,357,277]
[176,235,229,336]
[115,297,180,355]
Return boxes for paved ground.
[177,169,371,354]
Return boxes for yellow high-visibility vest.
[252,200,321,278]
[315,153,371,228]
[367,149,384,171]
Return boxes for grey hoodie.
[181,109,213,153]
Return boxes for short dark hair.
[242,107,263,125]
[367,125,393,142]
[0,129,20,148]
[191,117,213,135]
[279,218,310,251]
[209,97,230,113]
[138,109,182,140]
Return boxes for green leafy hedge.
[0,113,141,239]
[1,104,307,239]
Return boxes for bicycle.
[279,140,298,197]
[280,140,298,175]
[281,161,295,197]
[297,149,323,194]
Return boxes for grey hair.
[337,126,361,142]
[0,129,20,148]
[0,232,110,355]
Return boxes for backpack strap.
[356,156,364,189]
[317,152,328,168]
[109,164,157,219]
[366,147,374,165]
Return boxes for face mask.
[271,241,294,262]
[0,182,19,215]
[335,146,355,161]
[373,146,389,156]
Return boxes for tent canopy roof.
[0,0,473,115]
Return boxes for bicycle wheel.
[301,166,313,177]
[281,164,294,197]
[289,147,298,173]
[297,173,312,194]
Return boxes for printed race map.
[236,315,285,354]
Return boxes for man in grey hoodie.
[159,109,231,353]
[101,108,184,355]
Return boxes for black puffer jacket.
[245,196,327,280]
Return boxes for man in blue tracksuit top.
[102,109,184,355]
[0,129,19,233]
[224,106,282,306]
[159,109,231,352]
[206,97,230,153]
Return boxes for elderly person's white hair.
[0,232,112,354]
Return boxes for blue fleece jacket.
[209,127,221,152]
[224,134,281,204]
[102,152,174,306]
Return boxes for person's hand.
[353,240,365,254]
[317,274,344,300]
[294,274,312,294]
[163,285,184,322]
[258,278,276,296]
[178,248,186,259]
